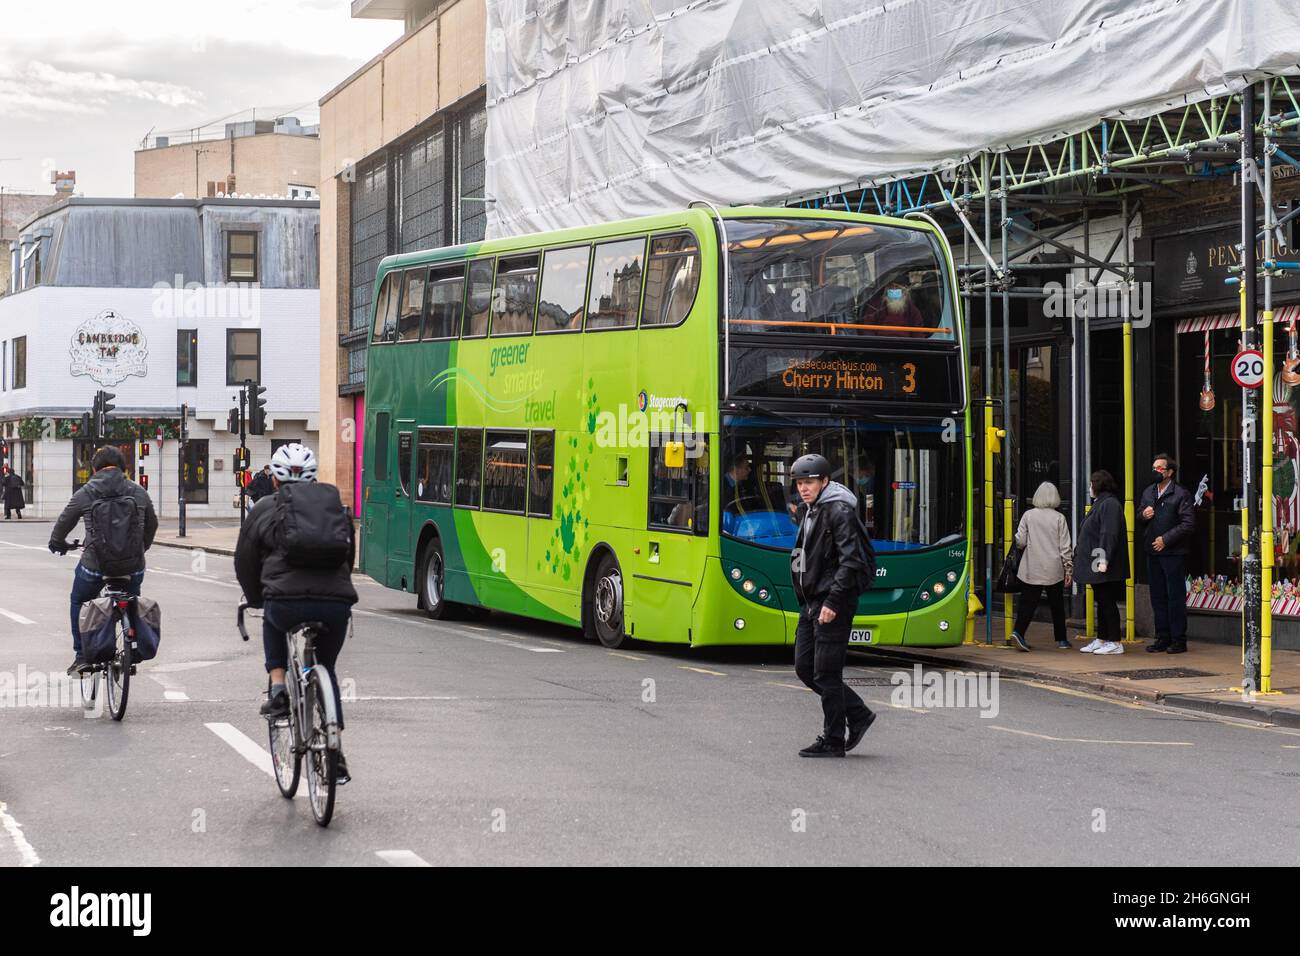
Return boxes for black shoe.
[67,657,90,676]
[1166,641,1188,654]
[1056,640,1073,649]
[1011,631,1030,652]
[1147,637,1172,653]
[259,688,289,718]
[799,736,846,758]
[334,752,351,786]
[845,711,877,752]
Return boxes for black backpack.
[273,482,353,569]
[90,493,144,576]
[852,512,878,592]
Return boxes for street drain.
[1095,668,1216,680]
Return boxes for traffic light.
[228,406,240,434]
[79,412,93,437]
[234,446,250,472]
[248,383,268,435]
[139,472,149,491]
[96,391,116,439]
[138,440,150,459]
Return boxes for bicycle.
[67,540,137,722]
[237,601,342,827]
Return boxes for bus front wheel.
[585,552,626,649]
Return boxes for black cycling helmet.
[790,453,831,480]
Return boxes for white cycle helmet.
[269,443,317,483]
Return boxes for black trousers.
[1013,582,1067,643]
[263,598,351,729]
[1093,581,1124,643]
[794,600,872,745]
[1147,553,1188,641]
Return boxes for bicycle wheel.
[80,668,99,715]
[266,677,300,798]
[106,616,130,721]
[303,669,339,827]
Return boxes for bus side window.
[491,254,539,336]
[537,246,590,333]
[455,428,483,507]
[372,274,398,343]
[483,430,528,512]
[642,232,700,328]
[424,265,465,339]
[586,237,646,330]
[528,430,555,516]
[416,428,454,503]
[464,259,496,338]
[397,270,425,342]
[648,434,707,533]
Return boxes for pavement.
[145,518,1300,731]
[3,516,1299,865]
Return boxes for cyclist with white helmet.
[234,443,358,784]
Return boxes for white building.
[0,197,320,518]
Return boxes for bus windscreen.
[726,219,952,340]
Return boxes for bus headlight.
[730,567,742,580]
[758,588,770,601]
[919,591,930,602]
[932,582,946,595]
[946,570,958,583]
[742,579,756,593]
[734,618,746,630]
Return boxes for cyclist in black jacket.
[49,446,157,675]
[234,443,357,783]
[789,453,876,758]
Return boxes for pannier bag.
[130,596,162,662]
[78,596,118,664]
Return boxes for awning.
[1175,304,1300,334]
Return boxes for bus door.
[634,436,708,642]
[388,423,416,588]
[362,408,392,581]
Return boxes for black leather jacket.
[1138,480,1195,556]
[790,481,870,616]
[234,488,358,606]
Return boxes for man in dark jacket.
[789,453,876,758]
[234,443,357,783]
[49,446,158,674]
[245,465,274,503]
[1138,452,1196,653]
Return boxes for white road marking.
[205,722,275,777]
[0,608,35,625]
[376,849,432,867]
[989,725,1193,746]
[351,695,458,701]
[0,540,50,552]
[148,671,192,702]
[678,665,726,676]
[353,608,563,653]
[150,660,222,673]
[0,800,40,867]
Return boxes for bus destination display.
[730,348,958,405]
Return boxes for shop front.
[1157,219,1300,645]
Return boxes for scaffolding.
[794,76,1300,690]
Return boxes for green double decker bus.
[361,206,971,648]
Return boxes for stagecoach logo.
[69,309,149,386]
[637,390,648,412]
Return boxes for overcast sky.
[0,0,402,197]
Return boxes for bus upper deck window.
[464,259,496,338]
[537,246,591,333]
[491,254,540,336]
[372,273,398,343]
[642,233,700,327]
[424,265,465,340]
[397,270,425,342]
[586,237,646,330]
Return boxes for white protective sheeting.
[485,0,1300,238]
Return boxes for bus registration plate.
[848,629,873,644]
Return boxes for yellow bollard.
[1262,310,1280,693]
[1084,502,1095,639]
[1123,319,1137,642]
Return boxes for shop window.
[182,439,209,504]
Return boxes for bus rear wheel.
[585,552,626,649]
[418,539,456,620]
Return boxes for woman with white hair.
[1009,481,1074,651]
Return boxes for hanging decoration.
[1198,329,1216,410]
[1283,314,1300,385]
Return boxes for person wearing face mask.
[1073,470,1130,654]
[862,276,926,337]
[1137,453,1195,653]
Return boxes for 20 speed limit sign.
[1231,349,1265,389]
